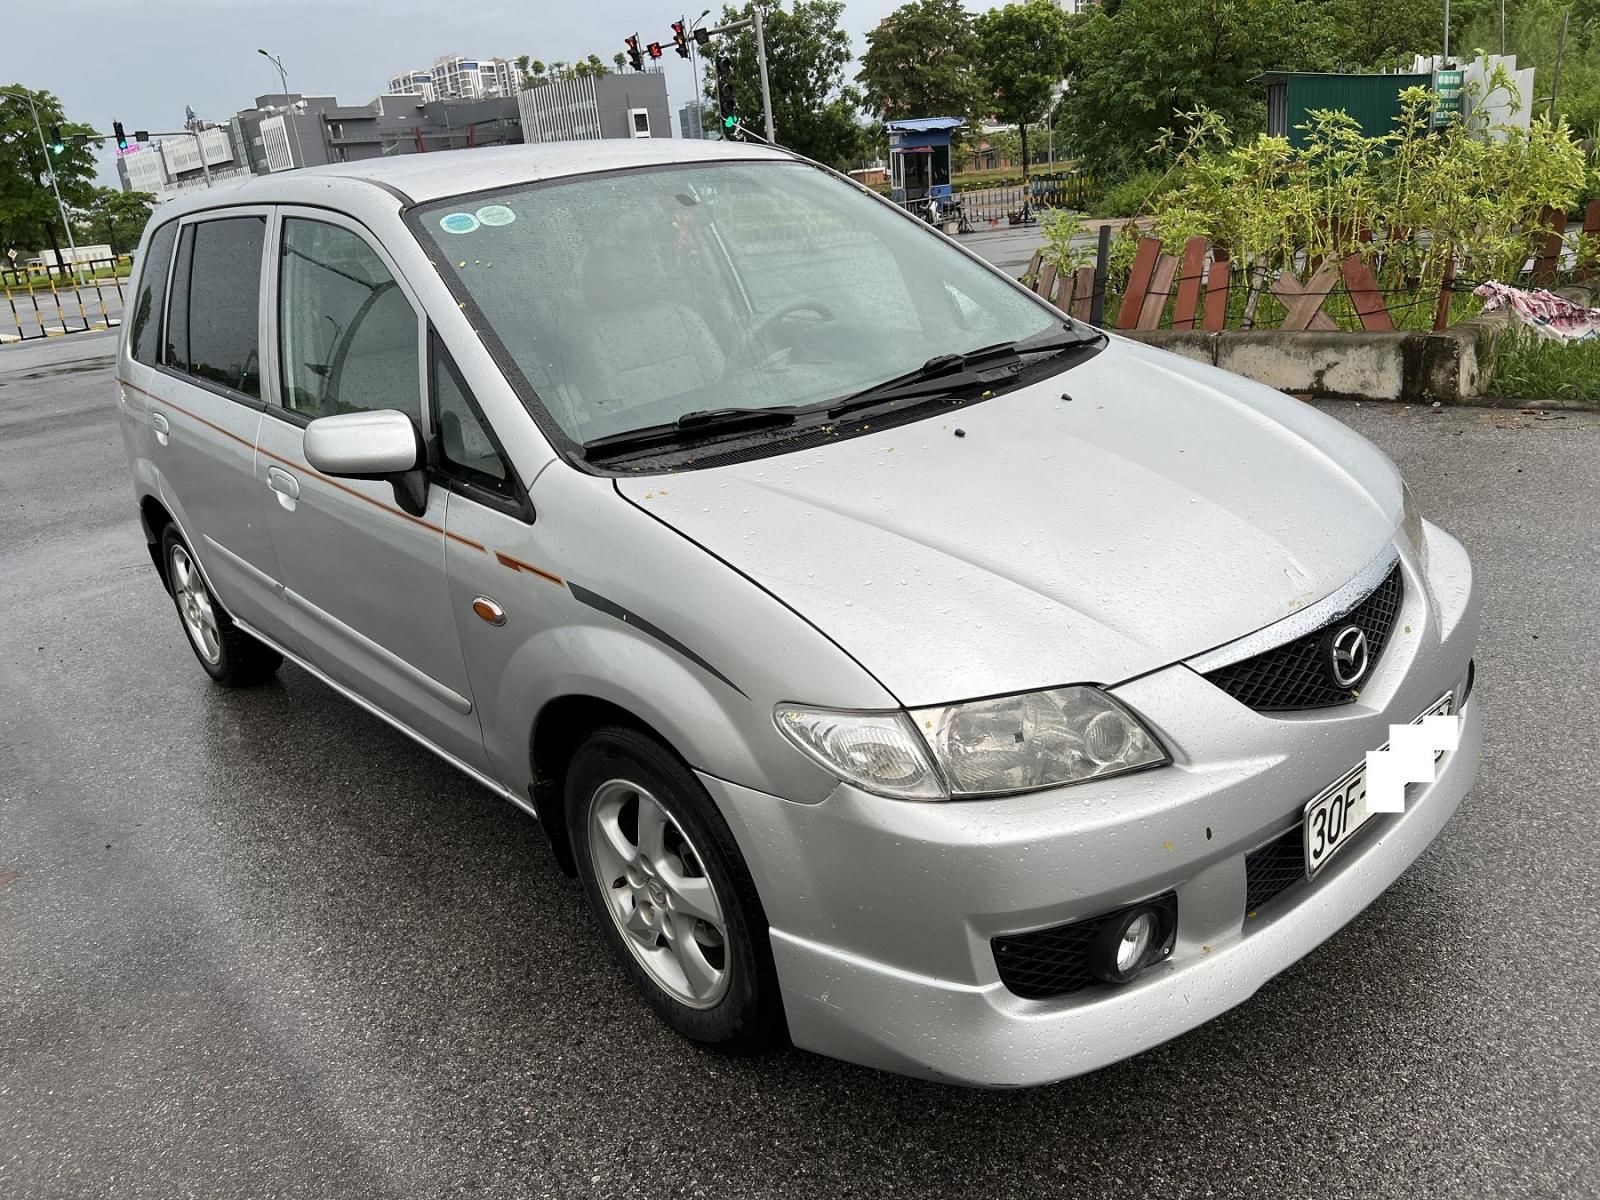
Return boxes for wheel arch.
[528,693,680,877]
[140,493,176,586]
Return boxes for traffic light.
[625,34,643,72]
[646,41,663,61]
[48,125,65,154]
[715,56,738,134]
[114,121,128,152]
[694,27,711,46]
[671,20,690,58]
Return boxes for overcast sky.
[3,0,980,187]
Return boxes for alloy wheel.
[586,778,731,1009]
[170,544,222,666]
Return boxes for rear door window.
[165,216,266,398]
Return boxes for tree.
[613,52,627,72]
[78,187,155,257]
[857,0,986,129]
[0,86,103,273]
[1328,0,1444,70]
[974,0,1074,177]
[705,1,866,166]
[1056,0,1338,181]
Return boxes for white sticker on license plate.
[1303,692,1454,878]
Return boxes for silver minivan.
[116,140,1480,1087]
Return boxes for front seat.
[556,234,726,437]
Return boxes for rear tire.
[566,725,785,1054]
[160,525,282,688]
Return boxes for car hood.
[617,339,1403,708]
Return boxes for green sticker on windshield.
[439,212,479,234]
[475,204,516,227]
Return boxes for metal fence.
[895,170,1096,233]
[1,258,129,343]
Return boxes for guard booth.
[886,117,962,208]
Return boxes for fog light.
[1090,901,1175,985]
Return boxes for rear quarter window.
[129,222,177,367]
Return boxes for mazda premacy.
[115,139,1480,1086]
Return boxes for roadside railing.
[1,258,129,343]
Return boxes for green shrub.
[1098,169,1175,217]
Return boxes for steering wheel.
[738,299,837,368]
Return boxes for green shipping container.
[1259,72,1434,149]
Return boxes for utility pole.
[180,112,215,187]
[1499,0,1506,55]
[1,87,85,284]
[702,12,776,143]
[1443,0,1450,60]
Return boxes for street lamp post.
[687,7,710,137]
[258,49,307,167]
[0,86,85,284]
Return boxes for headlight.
[1401,482,1429,572]
[775,687,1167,801]
[912,686,1167,797]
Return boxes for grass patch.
[1483,330,1600,401]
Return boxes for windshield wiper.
[578,324,1106,460]
[581,405,799,458]
[818,324,1105,419]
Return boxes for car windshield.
[412,159,1060,447]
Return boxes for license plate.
[1303,692,1454,878]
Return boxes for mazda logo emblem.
[1327,625,1369,688]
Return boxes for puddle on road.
[0,356,116,385]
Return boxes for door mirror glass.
[304,410,421,478]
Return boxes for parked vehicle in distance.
[115,140,1480,1087]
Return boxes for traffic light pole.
[752,5,775,144]
[703,13,775,143]
[1,87,85,285]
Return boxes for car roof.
[152,138,797,220]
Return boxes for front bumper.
[706,522,1481,1087]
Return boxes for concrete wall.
[595,74,671,140]
[1123,325,1488,404]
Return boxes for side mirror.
[304,409,429,517]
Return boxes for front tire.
[566,725,785,1053]
[161,526,281,687]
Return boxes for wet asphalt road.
[2,332,1598,1199]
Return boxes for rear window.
[129,222,177,367]
[166,216,266,399]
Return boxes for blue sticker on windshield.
[475,204,516,227]
[439,212,479,234]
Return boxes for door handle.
[266,465,300,511]
[150,412,170,446]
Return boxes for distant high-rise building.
[678,101,705,139]
[388,54,520,102]
[386,69,436,101]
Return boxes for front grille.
[1203,564,1404,711]
[1245,827,1306,912]
[992,893,1176,1000]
